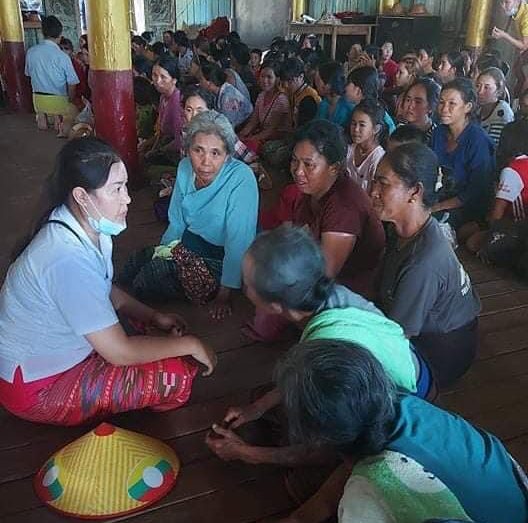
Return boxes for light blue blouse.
[161,156,259,289]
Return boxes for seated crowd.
[3,16,528,523]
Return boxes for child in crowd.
[346,100,386,192]
[345,66,396,134]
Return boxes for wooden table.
[289,22,377,60]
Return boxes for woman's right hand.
[223,403,263,429]
[188,337,217,376]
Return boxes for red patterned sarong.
[0,353,198,426]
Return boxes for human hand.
[492,26,506,40]
[205,424,257,463]
[357,52,376,68]
[189,337,217,376]
[223,403,263,429]
[151,311,188,336]
[208,287,232,321]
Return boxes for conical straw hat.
[34,423,180,519]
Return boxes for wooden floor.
[1,113,528,522]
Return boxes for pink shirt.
[159,87,184,152]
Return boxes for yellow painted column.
[292,0,307,22]
[0,0,32,112]
[466,0,494,49]
[86,0,138,182]
[378,0,396,14]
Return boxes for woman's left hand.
[491,26,506,40]
[208,287,232,321]
[151,311,188,336]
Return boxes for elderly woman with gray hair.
[120,110,259,320]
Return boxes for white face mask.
[83,195,127,236]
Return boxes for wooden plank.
[480,290,528,316]
[478,324,528,360]
[188,341,287,404]
[0,428,214,487]
[0,432,249,518]
[439,374,528,422]
[450,348,528,391]
[115,390,252,441]
[505,433,528,469]
[478,307,528,334]
[111,471,293,523]
[0,383,253,453]
[474,278,528,299]
[1,464,291,523]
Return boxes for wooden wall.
[308,0,468,35]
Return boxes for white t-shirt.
[0,205,118,382]
[346,144,385,193]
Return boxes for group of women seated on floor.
[1,30,528,522]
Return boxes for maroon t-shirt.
[294,175,385,299]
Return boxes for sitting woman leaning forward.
[0,138,216,426]
[120,110,259,320]
[273,339,528,523]
[207,225,435,468]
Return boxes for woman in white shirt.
[0,138,216,426]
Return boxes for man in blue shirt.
[25,15,79,135]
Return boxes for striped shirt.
[480,100,514,146]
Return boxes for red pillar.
[87,0,139,184]
[90,70,138,179]
[0,1,33,112]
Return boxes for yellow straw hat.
[34,423,180,519]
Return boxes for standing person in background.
[25,16,79,137]
[492,0,528,97]
[379,42,399,89]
